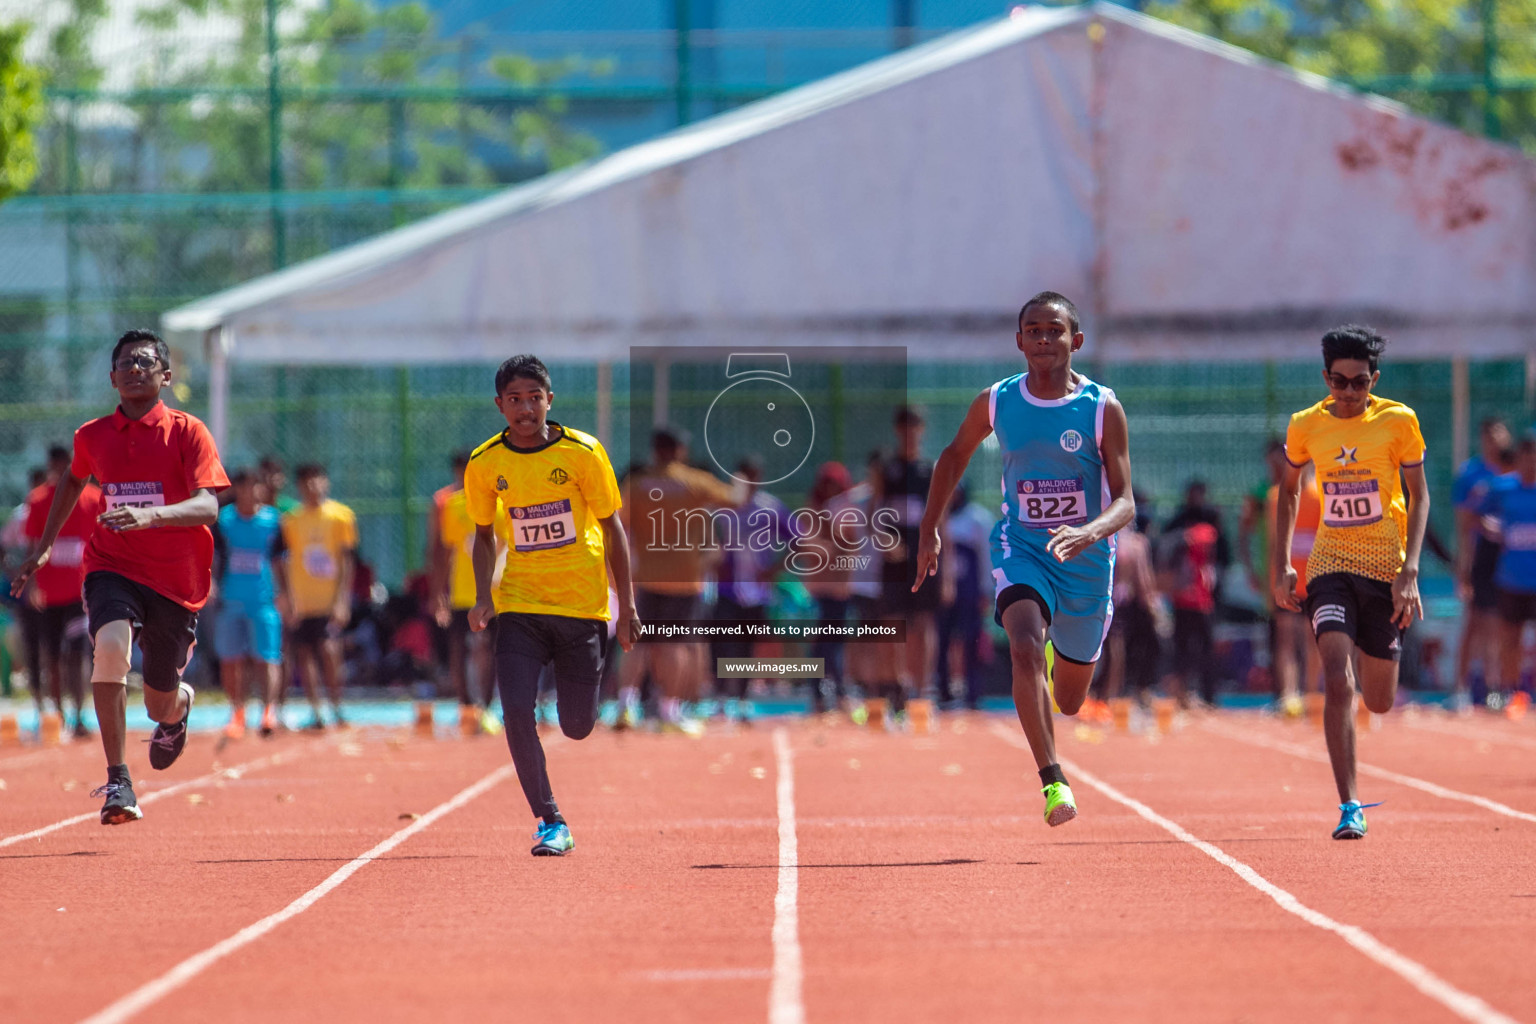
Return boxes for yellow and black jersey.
[463,422,621,620]
[1284,395,1425,584]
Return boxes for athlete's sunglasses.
[113,354,163,373]
[1326,373,1373,393]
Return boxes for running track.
[4,708,1535,1023]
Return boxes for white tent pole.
[596,360,612,447]
[206,327,229,451]
[1452,356,1470,470]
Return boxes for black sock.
[887,684,907,714]
[107,763,131,784]
[1038,763,1068,787]
[542,813,564,826]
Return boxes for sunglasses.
[1327,373,1373,393]
[113,355,163,373]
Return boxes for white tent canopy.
[165,2,1536,450]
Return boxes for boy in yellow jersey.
[276,464,358,730]
[465,355,639,857]
[433,450,508,731]
[1273,325,1429,840]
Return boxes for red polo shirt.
[25,481,104,608]
[71,402,230,611]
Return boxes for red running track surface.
[3,707,1534,1024]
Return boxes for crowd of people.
[5,357,1533,746]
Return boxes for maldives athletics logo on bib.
[1059,429,1083,453]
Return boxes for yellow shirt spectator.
[280,499,359,617]
[439,487,508,610]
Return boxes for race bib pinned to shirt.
[103,482,165,511]
[1322,480,1383,528]
[509,499,578,551]
[229,550,266,576]
[1504,523,1536,552]
[1017,479,1088,529]
[302,544,338,580]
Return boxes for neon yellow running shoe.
[1042,781,1078,827]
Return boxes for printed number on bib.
[103,482,165,511]
[1504,523,1536,552]
[1322,480,1383,528]
[1017,479,1088,528]
[229,550,266,576]
[302,545,337,580]
[510,499,577,551]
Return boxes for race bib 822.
[1017,479,1088,529]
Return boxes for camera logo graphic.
[703,353,816,486]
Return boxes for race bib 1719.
[103,482,165,511]
[509,499,578,552]
[1322,479,1383,528]
[1017,479,1088,529]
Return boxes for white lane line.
[990,725,1520,1024]
[1401,716,1536,752]
[0,749,69,769]
[770,727,805,1024]
[76,764,514,1024]
[0,743,322,849]
[1204,721,1536,825]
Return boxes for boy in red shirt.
[12,330,229,824]
[22,445,104,738]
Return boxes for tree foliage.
[0,21,44,203]
[1147,0,1536,144]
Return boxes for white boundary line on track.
[770,727,805,1024]
[0,743,322,850]
[990,724,1520,1024]
[75,764,514,1024]
[1203,721,1536,825]
[1400,716,1536,752]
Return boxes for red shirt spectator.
[25,481,104,608]
[71,402,230,611]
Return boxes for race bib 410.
[1322,479,1383,528]
[103,482,165,511]
[509,499,578,551]
[1017,479,1088,529]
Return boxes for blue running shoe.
[532,820,574,857]
[1332,800,1381,840]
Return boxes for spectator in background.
[801,461,855,712]
[1478,432,1536,706]
[711,458,789,725]
[211,468,284,739]
[1453,417,1514,711]
[877,406,947,712]
[1097,489,1160,706]
[258,455,299,516]
[1161,482,1224,709]
[937,483,991,709]
[845,451,886,714]
[1266,462,1322,715]
[620,427,738,734]
[276,463,357,729]
[7,467,48,727]
[1241,440,1288,702]
[432,450,507,733]
[22,448,102,738]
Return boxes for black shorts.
[1499,589,1536,626]
[495,612,607,689]
[635,588,698,626]
[1305,572,1403,662]
[84,571,198,693]
[1470,537,1502,611]
[290,615,340,654]
[39,601,88,657]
